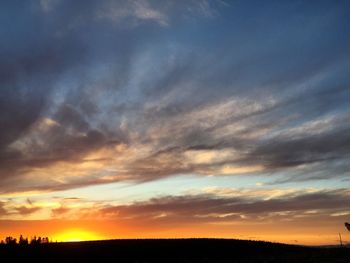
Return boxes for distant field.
[0,239,349,262]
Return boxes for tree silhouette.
[19,235,28,245]
[41,237,49,243]
[0,235,51,245]
[30,236,40,245]
[5,236,17,245]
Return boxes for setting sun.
[54,229,103,242]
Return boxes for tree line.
[0,235,50,245]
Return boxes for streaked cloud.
[40,188,350,227]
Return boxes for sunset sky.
[1,0,350,245]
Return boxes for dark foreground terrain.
[1,239,349,263]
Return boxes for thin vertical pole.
[339,233,343,246]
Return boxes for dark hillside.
[1,238,349,262]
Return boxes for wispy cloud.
[0,0,350,196]
[43,188,350,226]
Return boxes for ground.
[1,239,349,262]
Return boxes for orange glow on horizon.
[0,220,349,246]
[53,229,104,242]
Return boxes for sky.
[0,0,350,245]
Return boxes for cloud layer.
[3,187,349,234]
[0,0,350,195]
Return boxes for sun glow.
[54,229,103,242]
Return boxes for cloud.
[0,0,350,194]
[0,202,8,217]
[40,0,60,12]
[0,200,41,219]
[97,0,169,26]
[39,0,219,28]
[47,188,350,227]
[51,206,71,217]
[14,206,41,216]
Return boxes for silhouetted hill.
[0,238,349,262]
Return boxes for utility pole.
[339,233,343,247]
